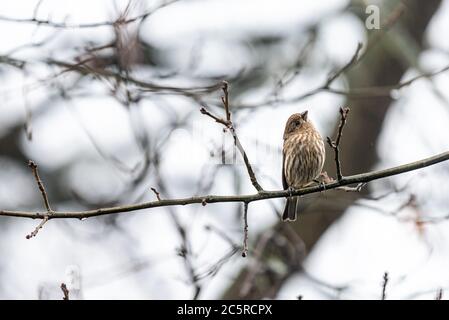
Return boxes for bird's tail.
[282,196,299,221]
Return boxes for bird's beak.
[301,110,308,121]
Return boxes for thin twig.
[381,272,388,300]
[327,107,350,181]
[26,215,49,239]
[0,0,180,29]
[436,288,443,300]
[50,58,223,96]
[230,130,263,191]
[237,62,449,108]
[150,187,161,201]
[28,160,52,212]
[201,82,264,192]
[60,283,70,300]
[222,81,231,122]
[237,44,363,109]
[26,160,53,239]
[200,107,230,127]
[240,229,276,296]
[242,202,249,257]
[324,43,362,88]
[154,174,202,300]
[1,150,449,219]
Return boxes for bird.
[282,110,325,221]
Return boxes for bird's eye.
[294,121,301,127]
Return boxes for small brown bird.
[282,111,325,221]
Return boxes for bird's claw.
[313,179,326,192]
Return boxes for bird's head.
[283,110,310,139]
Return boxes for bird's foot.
[314,172,333,192]
[287,186,295,197]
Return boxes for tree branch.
[324,43,363,88]
[26,160,53,239]
[26,215,49,239]
[201,81,264,192]
[60,283,70,300]
[327,107,350,181]
[381,272,389,300]
[241,202,249,258]
[0,0,179,29]
[150,187,162,201]
[28,160,52,212]
[2,150,449,220]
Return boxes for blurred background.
[1,0,449,300]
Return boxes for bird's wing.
[282,151,288,190]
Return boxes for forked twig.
[26,160,53,239]
[200,82,264,192]
[327,107,350,181]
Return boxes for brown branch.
[324,65,449,98]
[324,43,363,88]
[199,107,231,127]
[237,44,363,109]
[150,187,161,201]
[436,288,443,300]
[0,150,448,220]
[237,62,449,108]
[0,0,179,29]
[26,160,53,239]
[240,229,276,296]
[241,202,249,257]
[230,131,264,192]
[60,283,70,300]
[327,107,350,181]
[28,160,52,212]
[237,53,449,109]
[381,272,388,300]
[26,215,49,239]
[222,81,231,122]
[49,59,223,96]
[153,173,202,300]
[200,82,264,192]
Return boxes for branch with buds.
[327,107,350,181]
[200,81,264,192]
[1,151,449,221]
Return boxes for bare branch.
[324,64,449,98]
[60,283,70,300]
[200,82,264,192]
[222,81,231,122]
[324,43,362,88]
[0,0,179,29]
[327,107,350,181]
[50,59,223,96]
[26,160,53,239]
[199,107,230,127]
[25,215,49,239]
[231,131,264,192]
[150,187,162,201]
[381,272,388,300]
[1,150,449,220]
[237,44,363,109]
[241,202,249,258]
[28,160,52,212]
[436,288,443,300]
